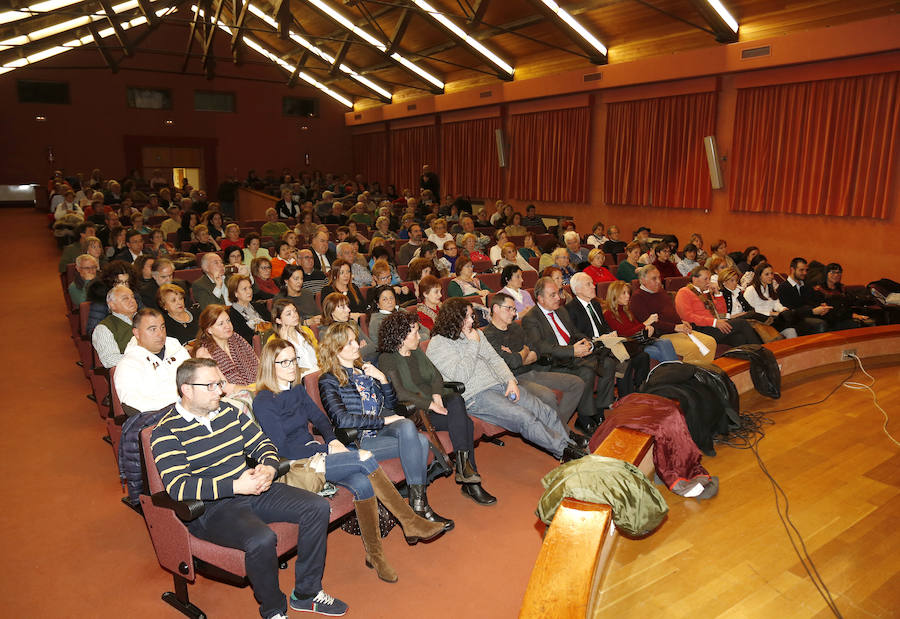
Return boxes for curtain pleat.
[389,125,438,194]
[604,91,716,209]
[440,117,502,199]
[730,71,899,218]
[351,132,387,187]
[508,107,591,203]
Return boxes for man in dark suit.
[777,257,831,334]
[567,273,650,397]
[309,231,336,274]
[112,229,146,263]
[192,252,229,310]
[522,276,618,435]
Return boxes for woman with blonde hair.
[583,248,615,284]
[253,338,445,583]
[602,281,678,362]
[317,322,454,530]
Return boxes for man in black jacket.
[567,273,650,396]
[522,276,618,435]
[777,257,831,334]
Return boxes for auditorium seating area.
[32,157,898,617]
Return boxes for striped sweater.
[150,404,281,502]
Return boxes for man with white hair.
[69,253,99,306]
[92,284,138,368]
[564,231,589,266]
[192,252,229,309]
[114,308,189,415]
[315,190,335,218]
[336,242,372,287]
[261,207,289,239]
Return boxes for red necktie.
[549,311,570,344]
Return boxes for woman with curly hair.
[425,298,584,462]
[317,322,454,530]
[253,338,445,583]
[378,312,495,505]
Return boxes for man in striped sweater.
[150,358,347,619]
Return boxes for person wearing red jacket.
[674,266,761,347]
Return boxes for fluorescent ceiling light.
[0,0,85,26]
[1,1,170,71]
[305,0,385,51]
[706,0,738,33]
[195,5,354,108]
[0,0,166,51]
[540,0,607,56]
[247,3,392,100]
[303,0,444,91]
[411,0,513,76]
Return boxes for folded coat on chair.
[588,393,712,495]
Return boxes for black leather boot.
[454,450,481,483]
[408,484,454,531]
[461,483,497,505]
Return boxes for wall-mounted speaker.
[703,135,724,190]
[495,128,508,168]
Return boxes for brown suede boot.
[367,468,445,544]
[354,497,398,583]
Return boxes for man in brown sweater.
[628,264,716,363]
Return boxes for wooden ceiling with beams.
[2,0,898,110]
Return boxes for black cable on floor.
[716,363,858,618]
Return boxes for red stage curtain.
[390,125,438,195]
[604,91,716,209]
[508,107,590,203]
[730,71,899,219]
[351,132,387,187]
[440,117,501,199]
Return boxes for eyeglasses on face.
[189,380,226,392]
[499,304,517,312]
[275,358,298,368]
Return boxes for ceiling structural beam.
[287,48,308,86]
[688,0,739,43]
[230,0,248,62]
[328,33,350,76]
[274,0,290,39]
[136,0,158,24]
[181,0,202,70]
[201,0,224,67]
[525,0,606,64]
[467,0,488,26]
[300,0,444,93]
[97,0,132,55]
[87,20,117,71]
[407,0,513,79]
[386,6,410,54]
[319,4,394,42]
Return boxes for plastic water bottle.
[508,391,518,401]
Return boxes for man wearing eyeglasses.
[482,292,588,445]
[114,308,190,416]
[151,357,347,619]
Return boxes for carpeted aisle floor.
[0,208,561,617]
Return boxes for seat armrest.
[443,381,466,395]
[151,491,206,522]
[274,459,291,480]
[395,401,417,417]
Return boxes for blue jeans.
[359,418,429,485]
[465,384,569,458]
[644,339,678,362]
[324,450,379,500]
